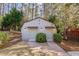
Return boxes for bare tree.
[0,3,3,16]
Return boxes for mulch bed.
[59,40,79,51]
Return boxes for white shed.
[21,17,57,42]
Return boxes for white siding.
[21,18,57,42]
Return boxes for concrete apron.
[67,51,79,56]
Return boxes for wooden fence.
[64,28,79,42]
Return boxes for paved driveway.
[0,41,68,56]
[26,41,68,56]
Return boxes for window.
[45,26,55,29]
[45,26,55,32]
[27,26,38,31]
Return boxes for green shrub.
[48,15,65,34]
[54,33,63,43]
[0,31,10,44]
[1,8,23,31]
[36,33,47,43]
[1,14,12,30]
[48,15,56,23]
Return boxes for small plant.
[0,31,10,44]
[54,33,63,43]
[36,33,47,43]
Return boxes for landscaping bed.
[0,31,21,49]
[59,40,79,51]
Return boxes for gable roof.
[25,17,53,24]
[26,17,47,22]
[23,17,56,27]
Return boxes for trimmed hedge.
[54,33,63,43]
[36,33,47,43]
